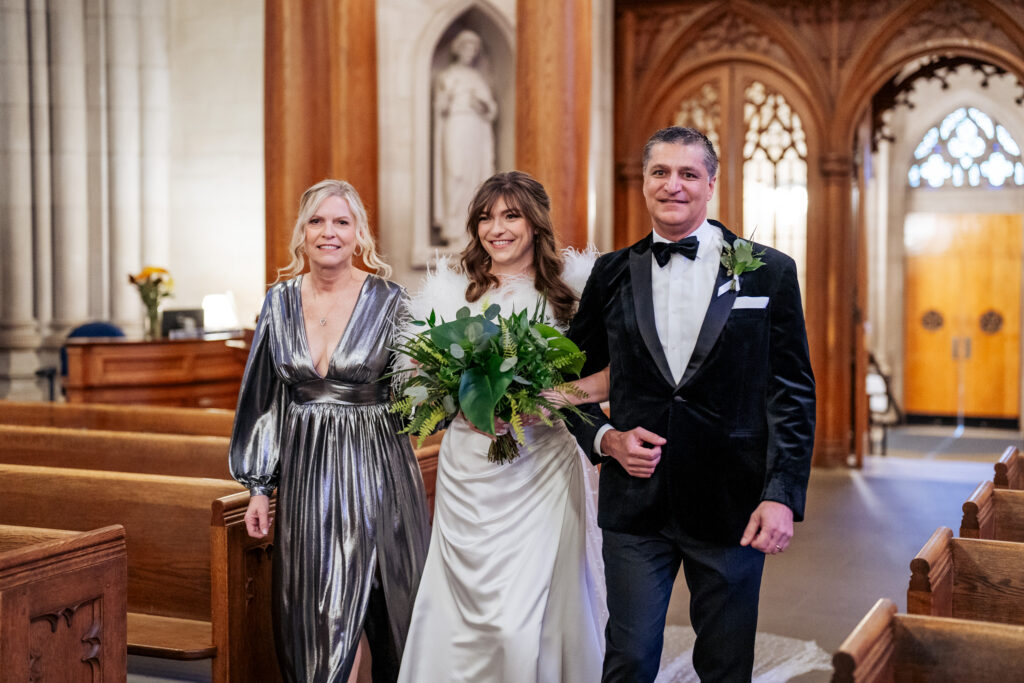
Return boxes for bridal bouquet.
[390,301,590,464]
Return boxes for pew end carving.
[961,480,1024,542]
[0,524,127,681]
[909,526,1024,626]
[994,446,1023,490]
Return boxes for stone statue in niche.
[433,29,498,246]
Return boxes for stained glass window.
[742,81,808,295]
[674,82,722,220]
[908,107,1024,188]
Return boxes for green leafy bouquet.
[390,301,591,464]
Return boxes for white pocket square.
[733,296,768,309]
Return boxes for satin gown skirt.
[398,416,604,682]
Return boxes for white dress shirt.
[594,221,723,454]
[651,221,723,383]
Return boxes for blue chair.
[38,321,127,400]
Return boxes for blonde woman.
[229,179,430,682]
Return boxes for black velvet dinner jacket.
[567,220,816,544]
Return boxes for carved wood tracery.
[28,596,104,677]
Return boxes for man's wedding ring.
[774,544,782,552]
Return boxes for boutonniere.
[719,239,765,293]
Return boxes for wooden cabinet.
[65,335,247,409]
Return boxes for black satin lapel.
[679,264,737,388]
[629,247,674,386]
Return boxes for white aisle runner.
[656,627,833,682]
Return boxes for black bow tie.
[651,236,699,267]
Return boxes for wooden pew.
[0,399,234,437]
[960,480,1024,541]
[210,492,280,682]
[0,524,127,681]
[0,424,231,480]
[832,598,1024,682]
[908,526,1024,626]
[0,464,244,661]
[994,445,1023,490]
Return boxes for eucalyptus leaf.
[466,321,484,343]
[450,343,465,359]
[456,306,471,319]
[484,303,501,320]
[499,356,517,372]
[404,384,429,407]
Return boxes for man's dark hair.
[642,126,719,178]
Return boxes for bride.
[397,171,607,682]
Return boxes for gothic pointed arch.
[833,0,1024,147]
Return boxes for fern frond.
[417,405,446,442]
[508,397,526,445]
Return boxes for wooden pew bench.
[0,464,244,662]
[960,480,1024,541]
[0,399,234,437]
[994,445,1023,490]
[0,424,231,479]
[833,598,1024,682]
[0,523,127,681]
[908,526,1024,626]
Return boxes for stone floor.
[130,425,1023,681]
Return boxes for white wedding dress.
[397,253,606,682]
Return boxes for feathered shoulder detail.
[561,245,600,298]
[405,255,469,323]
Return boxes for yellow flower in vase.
[129,266,174,339]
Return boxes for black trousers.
[601,526,766,683]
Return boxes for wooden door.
[904,213,1022,420]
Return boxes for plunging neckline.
[298,273,373,379]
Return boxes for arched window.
[742,81,808,295]
[671,78,809,297]
[908,107,1024,188]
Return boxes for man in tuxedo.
[568,126,815,682]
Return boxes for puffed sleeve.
[228,292,288,496]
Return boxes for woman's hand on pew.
[245,495,272,538]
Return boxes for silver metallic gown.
[229,274,430,682]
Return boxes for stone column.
[49,0,92,337]
[0,0,40,349]
[29,0,53,341]
[515,0,592,249]
[106,0,142,331]
[139,0,169,267]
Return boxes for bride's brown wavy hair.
[460,171,576,326]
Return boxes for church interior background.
[6,0,1024,456]
[7,0,1024,466]
[4,0,1024,679]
